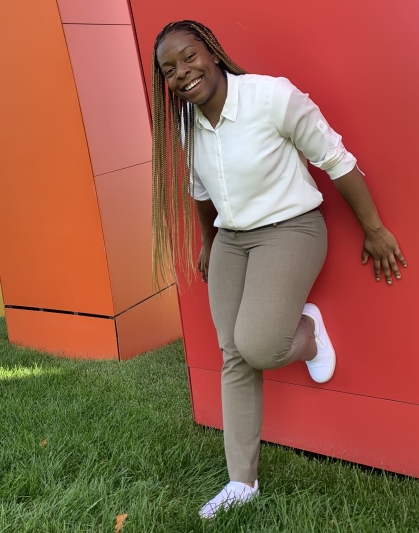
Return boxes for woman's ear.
[213,54,220,65]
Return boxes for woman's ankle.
[298,316,317,361]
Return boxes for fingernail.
[376,278,380,281]
[387,280,392,285]
[396,275,401,279]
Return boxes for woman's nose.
[176,62,191,80]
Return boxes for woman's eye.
[186,53,196,62]
[165,68,175,77]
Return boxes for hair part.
[151,20,246,290]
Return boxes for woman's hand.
[194,199,219,283]
[362,226,407,284]
[198,241,213,283]
[333,167,408,285]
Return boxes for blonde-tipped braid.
[151,20,246,290]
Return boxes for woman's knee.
[234,329,293,370]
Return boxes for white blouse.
[192,72,359,230]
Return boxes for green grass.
[0,316,418,533]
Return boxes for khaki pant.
[208,209,328,482]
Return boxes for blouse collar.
[195,71,239,129]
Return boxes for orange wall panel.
[0,0,113,315]
[95,163,153,314]
[57,0,131,24]
[116,286,182,360]
[63,24,151,176]
[6,308,118,359]
[0,283,4,317]
[0,0,181,360]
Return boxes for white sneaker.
[302,303,336,383]
[199,480,259,519]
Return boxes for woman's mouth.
[184,77,203,92]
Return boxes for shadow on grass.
[262,440,418,482]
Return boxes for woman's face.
[156,31,224,106]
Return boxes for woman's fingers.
[199,261,208,283]
[394,247,408,268]
[374,258,381,281]
[372,253,405,284]
[198,245,212,283]
[388,252,402,280]
[362,249,369,264]
[381,257,393,285]
[197,253,205,281]
[198,255,208,282]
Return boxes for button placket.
[215,131,235,228]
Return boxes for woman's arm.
[333,165,407,284]
[270,81,407,284]
[195,199,219,282]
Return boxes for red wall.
[130,0,419,474]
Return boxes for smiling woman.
[157,32,226,117]
[150,19,407,519]
[151,22,246,287]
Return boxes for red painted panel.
[188,367,223,430]
[6,308,118,359]
[190,368,419,477]
[63,24,151,176]
[95,163,153,314]
[57,0,131,25]
[0,0,113,315]
[178,272,221,371]
[116,285,182,360]
[131,0,419,405]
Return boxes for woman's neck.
[198,72,228,129]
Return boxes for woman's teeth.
[185,77,202,91]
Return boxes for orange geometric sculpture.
[0,283,4,317]
[0,0,181,359]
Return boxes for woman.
[152,20,407,518]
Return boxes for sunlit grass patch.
[0,316,418,532]
[0,364,62,380]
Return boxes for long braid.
[151,20,246,290]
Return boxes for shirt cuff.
[193,190,211,201]
[189,174,211,200]
[311,147,358,180]
[189,182,211,201]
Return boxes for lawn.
[0,316,418,532]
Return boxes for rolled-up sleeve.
[270,77,359,179]
[190,169,210,201]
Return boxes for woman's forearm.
[333,164,407,283]
[333,165,383,234]
[195,199,218,243]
